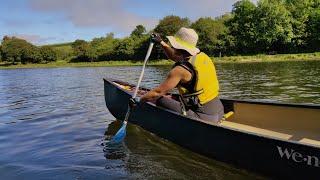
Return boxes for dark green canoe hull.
[104,78,320,179]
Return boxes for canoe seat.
[220,121,292,139]
[220,121,320,147]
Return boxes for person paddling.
[132,27,224,123]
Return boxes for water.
[0,60,319,179]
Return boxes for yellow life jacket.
[177,52,219,105]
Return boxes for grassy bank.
[1,52,320,69]
[215,52,320,63]
[0,60,174,69]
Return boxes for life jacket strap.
[181,89,204,97]
[178,95,187,116]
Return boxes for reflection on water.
[0,60,319,179]
[103,120,127,160]
[103,121,263,179]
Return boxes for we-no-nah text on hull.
[277,146,319,167]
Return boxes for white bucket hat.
[167,27,200,56]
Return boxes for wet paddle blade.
[110,105,130,143]
[110,121,127,143]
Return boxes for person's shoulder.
[171,65,187,73]
[169,65,190,77]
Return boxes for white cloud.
[11,34,56,45]
[165,0,237,18]
[29,0,157,34]
[161,0,257,19]
[27,0,258,36]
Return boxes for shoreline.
[1,52,319,69]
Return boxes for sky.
[0,0,257,45]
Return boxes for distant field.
[0,60,173,69]
[46,42,73,48]
[214,52,320,63]
[46,43,74,61]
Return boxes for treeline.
[0,0,319,64]
[0,36,57,64]
[228,0,320,54]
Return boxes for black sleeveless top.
[172,59,196,93]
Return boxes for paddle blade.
[110,122,127,143]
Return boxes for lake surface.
[0,60,319,179]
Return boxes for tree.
[0,45,2,62]
[154,15,191,36]
[130,25,147,38]
[1,36,38,64]
[71,39,90,61]
[306,8,320,51]
[86,45,98,62]
[227,0,258,54]
[21,45,42,63]
[40,46,57,62]
[114,37,136,60]
[255,0,294,52]
[216,14,236,56]
[91,33,117,61]
[131,35,150,60]
[285,0,314,51]
[191,17,228,56]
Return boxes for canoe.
[103,78,320,179]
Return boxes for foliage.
[130,25,147,38]
[1,36,38,64]
[191,16,229,56]
[0,36,59,64]
[255,0,294,52]
[113,35,150,61]
[285,0,314,50]
[91,33,118,61]
[21,45,42,63]
[71,39,91,62]
[227,0,258,54]
[40,46,57,62]
[154,15,191,37]
[0,45,2,62]
[306,7,320,51]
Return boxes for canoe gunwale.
[104,78,320,109]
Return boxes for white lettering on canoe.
[276,146,319,167]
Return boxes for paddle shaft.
[132,42,154,98]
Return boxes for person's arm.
[141,66,184,102]
[160,41,180,62]
[151,33,180,62]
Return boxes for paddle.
[110,42,154,143]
